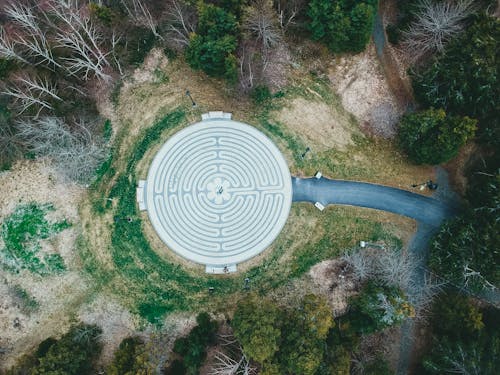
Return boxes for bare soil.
[274,98,356,151]
[308,259,360,317]
[328,42,404,138]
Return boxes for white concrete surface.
[143,115,292,269]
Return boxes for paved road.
[292,177,455,227]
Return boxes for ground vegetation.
[1,203,70,275]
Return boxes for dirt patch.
[274,98,355,151]
[78,295,140,365]
[308,259,359,317]
[328,43,404,138]
[443,142,477,196]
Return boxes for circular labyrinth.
[142,116,292,269]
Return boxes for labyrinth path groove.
[138,113,292,273]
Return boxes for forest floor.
[1,40,439,371]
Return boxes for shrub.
[1,203,69,275]
[307,0,378,53]
[88,2,115,26]
[250,85,272,105]
[398,108,476,165]
[114,26,157,67]
[30,324,102,375]
[107,337,149,375]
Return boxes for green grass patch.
[8,284,39,314]
[1,203,70,275]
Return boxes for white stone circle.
[142,116,292,270]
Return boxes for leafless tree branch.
[49,0,111,81]
[16,116,108,183]
[1,74,60,116]
[243,0,282,54]
[0,28,29,64]
[401,0,475,63]
[164,0,196,50]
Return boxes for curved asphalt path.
[292,177,455,227]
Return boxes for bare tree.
[164,0,196,50]
[376,249,417,291]
[4,1,42,33]
[2,75,60,116]
[407,273,444,319]
[208,330,257,375]
[342,250,374,281]
[243,0,282,54]
[0,28,28,64]
[275,0,305,32]
[0,124,24,167]
[401,0,475,62]
[49,0,111,81]
[463,263,497,291]
[238,43,259,90]
[16,116,108,183]
[15,33,61,68]
[120,0,161,38]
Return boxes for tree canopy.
[429,155,500,292]
[172,312,218,375]
[398,108,476,165]
[232,296,283,364]
[185,3,239,81]
[419,295,500,374]
[232,294,334,375]
[307,0,378,53]
[411,14,499,145]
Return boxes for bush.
[20,324,103,375]
[250,85,272,105]
[307,0,378,53]
[88,2,115,26]
[107,337,149,375]
[346,282,414,334]
[114,26,157,67]
[185,4,239,81]
[398,108,476,165]
[172,312,218,375]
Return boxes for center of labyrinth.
[139,113,292,272]
[206,177,231,204]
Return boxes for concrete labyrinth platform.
[137,112,292,273]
